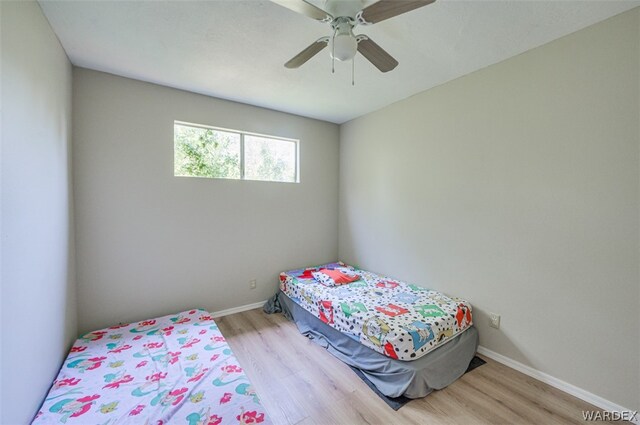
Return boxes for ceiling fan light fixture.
[331,33,357,61]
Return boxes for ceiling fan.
[271,0,436,74]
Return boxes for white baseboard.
[477,346,639,424]
[211,300,267,318]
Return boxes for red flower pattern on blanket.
[238,410,266,424]
[103,374,134,389]
[70,346,87,353]
[220,392,233,404]
[52,377,81,390]
[319,300,334,324]
[375,303,409,317]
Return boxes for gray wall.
[73,69,339,334]
[339,9,639,411]
[0,1,77,423]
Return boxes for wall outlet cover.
[489,313,501,329]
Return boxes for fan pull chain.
[331,28,337,74]
[352,57,355,86]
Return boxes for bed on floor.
[265,262,478,399]
[33,309,270,425]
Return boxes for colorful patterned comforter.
[33,309,270,425]
[280,263,473,361]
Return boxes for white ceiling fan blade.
[356,36,398,72]
[271,0,333,22]
[285,37,330,68]
[357,0,435,25]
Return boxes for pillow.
[312,268,360,287]
[295,262,355,280]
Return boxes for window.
[244,134,297,183]
[174,123,241,179]
[174,121,299,183]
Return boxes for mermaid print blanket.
[33,309,270,425]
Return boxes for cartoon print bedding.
[279,262,473,361]
[33,309,270,425]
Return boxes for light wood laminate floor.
[216,308,613,425]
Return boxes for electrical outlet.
[249,279,257,290]
[489,313,501,329]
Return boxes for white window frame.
[174,120,300,183]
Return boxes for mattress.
[33,309,270,425]
[279,262,473,361]
[268,291,478,398]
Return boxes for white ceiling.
[39,0,638,124]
